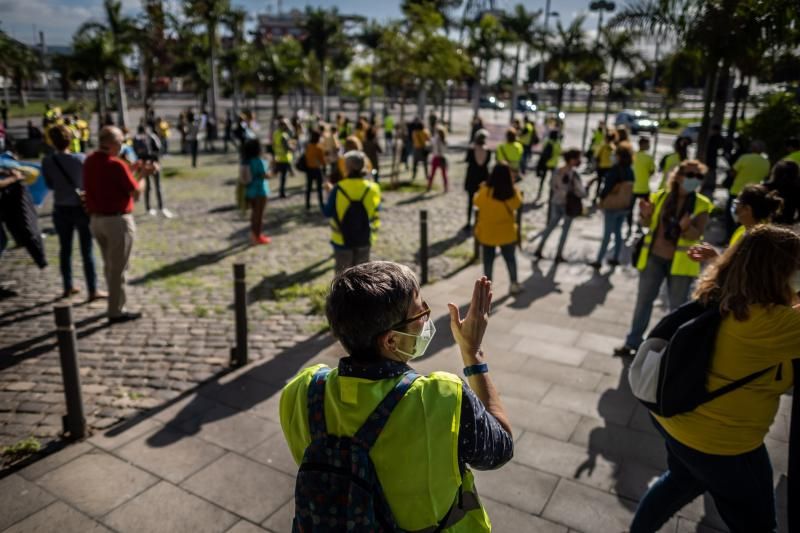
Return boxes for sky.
[0,0,637,48]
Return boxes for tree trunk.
[321,64,328,121]
[471,59,483,117]
[556,82,565,112]
[603,59,617,124]
[98,78,107,134]
[740,76,750,121]
[510,44,522,122]
[710,61,731,132]
[697,59,720,163]
[116,70,129,127]
[208,22,219,124]
[369,56,376,117]
[727,74,743,144]
[273,91,279,119]
[581,85,594,152]
[417,83,427,119]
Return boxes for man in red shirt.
[84,126,146,323]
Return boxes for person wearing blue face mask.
[615,160,714,357]
[279,262,512,531]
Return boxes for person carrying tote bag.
[591,144,635,269]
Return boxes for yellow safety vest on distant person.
[496,141,523,170]
[273,130,292,163]
[545,139,561,169]
[280,364,492,532]
[328,177,381,247]
[637,189,713,277]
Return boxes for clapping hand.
[448,277,492,365]
[687,243,719,263]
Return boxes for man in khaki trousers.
[83,126,146,323]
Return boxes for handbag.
[51,154,87,213]
[564,171,583,217]
[295,152,308,172]
[599,180,633,210]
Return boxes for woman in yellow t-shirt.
[631,225,799,532]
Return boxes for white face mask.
[392,319,436,360]
[682,177,702,192]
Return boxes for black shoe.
[588,261,601,270]
[555,255,566,264]
[533,249,543,260]
[607,259,620,267]
[109,311,142,324]
[613,344,635,357]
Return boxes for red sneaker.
[257,234,271,245]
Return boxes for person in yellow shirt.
[588,131,615,204]
[726,140,770,241]
[157,117,170,154]
[410,119,431,181]
[629,136,655,234]
[631,224,799,533]
[658,137,689,189]
[473,164,523,295]
[783,136,800,165]
[495,128,523,179]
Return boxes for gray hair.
[326,261,420,361]
[343,150,366,177]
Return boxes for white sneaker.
[510,282,523,295]
[161,208,174,219]
[148,208,158,216]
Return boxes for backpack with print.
[335,185,372,248]
[292,367,419,532]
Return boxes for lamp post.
[590,1,615,123]
[537,2,559,84]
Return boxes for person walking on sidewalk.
[239,138,271,245]
[535,129,562,202]
[280,262,511,531]
[590,143,635,269]
[474,165,523,295]
[410,118,431,182]
[363,127,383,183]
[83,126,146,324]
[42,125,105,301]
[496,128,523,182]
[323,151,381,274]
[629,136,655,234]
[273,119,294,198]
[304,130,326,211]
[464,129,491,230]
[614,160,713,356]
[133,125,172,218]
[532,148,586,263]
[630,225,800,533]
[427,126,449,192]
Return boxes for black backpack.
[292,367,419,532]
[335,185,372,248]
[628,300,775,417]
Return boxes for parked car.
[479,95,506,110]
[516,96,538,113]
[615,109,659,134]
[678,123,730,144]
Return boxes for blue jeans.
[536,203,573,258]
[53,205,97,293]
[482,243,517,284]
[631,418,776,533]
[624,255,693,348]
[596,209,628,262]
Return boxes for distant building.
[254,8,307,43]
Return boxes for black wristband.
[463,363,489,377]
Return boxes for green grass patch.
[274,282,329,315]
[7,99,93,119]
[194,305,209,318]
[444,242,476,262]
[1,436,41,458]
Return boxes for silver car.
[615,109,659,134]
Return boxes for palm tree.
[502,4,541,121]
[184,0,231,123]
[302,7,344,120]
[220,8,247,119]
[601,28,643,123]
[358,20,384,116]
[77,0,137,127]
[545,16,591,113]
[0,32,40,108]
[577,51,606,151]
[466,12,503,116]
[610,0,798,160]
[71,30,116,132]
[252,37,303,119]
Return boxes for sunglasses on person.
[683,172,703,179]
[390,301,432,330]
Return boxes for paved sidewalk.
[0,216,791,532]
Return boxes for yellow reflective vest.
[637,189,713,277]
[272,130,292,163]
[519,123,534,146]
[280,364,492,532]
[544,139,561,169]
[496,141,523,170]
[658,152,683,189]
[329,177,381,247]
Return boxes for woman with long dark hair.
[464,129,491,229]
[631,224,799,532]
[473,165,523,294]
[590,142,635,269]
[239,138,271,245]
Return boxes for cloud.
[0,0,98,45]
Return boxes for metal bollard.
[420,210,429,285]
[54,305,86,439]
[231,263,248,367]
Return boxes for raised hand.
[448,277,492,364]
[687,243,719,263]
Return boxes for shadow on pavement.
[246,255,334,305]
[130,241,250,286]
[144,331,336,448]
[568,270,613,317]
[507,260,559,310]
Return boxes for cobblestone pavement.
[0,149,550,463]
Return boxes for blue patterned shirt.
[338,357,513,470]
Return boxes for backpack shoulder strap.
[307,367,332,440]
[705,365,775,402]
[337,184,353,202]
[358,184,371,202]
[353,371,420,449]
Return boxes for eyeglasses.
[390,300,431,330]
[683,172,703,179]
